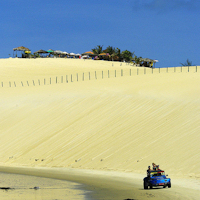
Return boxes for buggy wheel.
[144,180,148,189]
[163,186,166,188]
[150,185,153,189]
[168,183,171,188]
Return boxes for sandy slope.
[0,58,200,199]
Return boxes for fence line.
[0,66,199,88]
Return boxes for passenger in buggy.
[147,163,161,178]
[152,163,160,170]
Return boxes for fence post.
[83,73,84,81]
[196,66,197,72]
[21,81,24,86]
[115,70,116,77]
[108,70,109,78]
[95,71,97,79]
[137,68,139,75]
[66,75,68,83]
[152,68,153,74]
[144,67,146,75]
[188,66,189,72]
[61,76,63,83]
[9,81,11,87]
[159,67,160,73]
[33,80,35,86]
[121,69,123,76]
[27,81,29,86]
[174,67,176,73]
[167,67,168,73]
[14,81,16,87]
[102,71,103,79]
[38,79,40,85]
[77,73,78,81]
[181,66,182,73]
[71,74,73,82]
[130,69,131,76]
[44,78,46,85]
[56,77,57,84]
[89,72,90,80]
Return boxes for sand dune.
[0,58,200,199]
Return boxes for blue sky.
[1,0,200,67]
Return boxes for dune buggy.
[143,170,171,189]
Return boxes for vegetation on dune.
[104,46,116,56]
[180,59,193,66]
[92,45,103,55]
[121,50,133,62]
[132,54,143,64]
[92,45,136,62]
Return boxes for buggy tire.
[168,183,171,188]
[144,180,148,189]
[150,185,153,189]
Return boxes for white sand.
[0,58,200,199]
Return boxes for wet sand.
[0,172,87,200]
[0,166,200,200]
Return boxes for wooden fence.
[0,66,199,88]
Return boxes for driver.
[147,166,151,178]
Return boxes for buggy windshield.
[150,171,165,176]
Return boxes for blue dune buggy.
[143,170,171,189]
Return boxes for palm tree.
[104,46,115,54]
[103,46,116,61]
[121,50,133,62]
[133,55,142,65]
[92,45,103,55]
[108,48,121,61]
[180,59,193,66]
[115,48,121,57]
